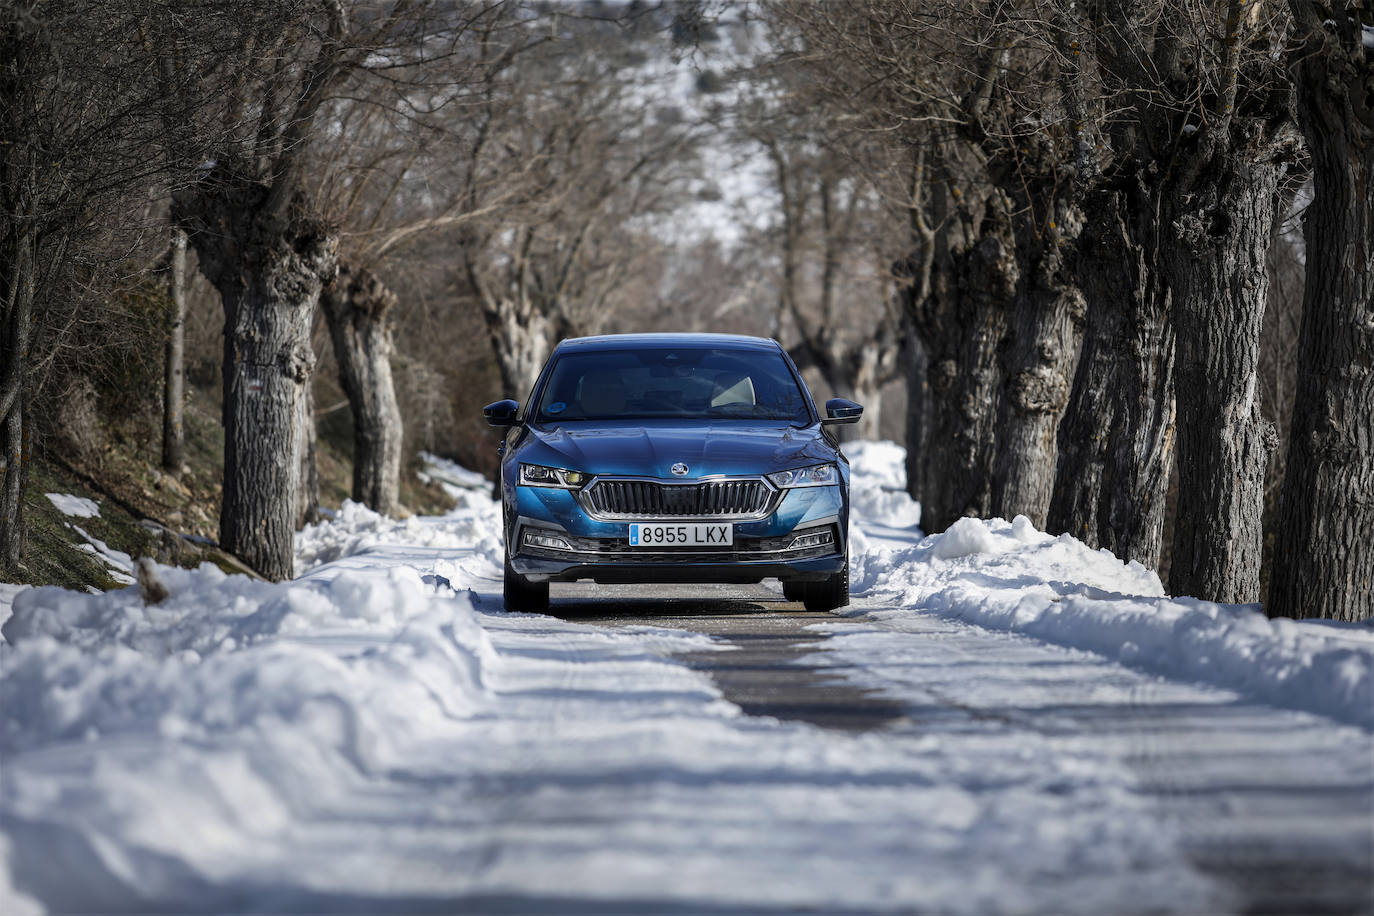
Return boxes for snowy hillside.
[0,444,1369,913]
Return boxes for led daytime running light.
[519,464,588,489]
[766,463,837,488]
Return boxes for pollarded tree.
[775,1,1085,530]
[305,7,530,516]
[1085,0,1297,602]
[175,2,502,579]
[1046,172,1177,568]
[1159,3,1295,604]
[453,13,707,400]
[733,71,905,441]
[1269,4,1374,622]
[1036,0,1300,598]
[171,2,349,579]
[320,264,403,517]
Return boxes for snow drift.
[0,563,494,758]
[0,444,1368,914]
[844,453,1374,730]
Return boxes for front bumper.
[512,551,846,585]
[507,482,847,585]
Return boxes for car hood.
[519,421,836,479]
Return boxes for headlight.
[519,463,588,488]
[767,463,837,488]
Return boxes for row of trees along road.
[1,1,1369,623]
[1,1,706,582]
[767,0,1371,621]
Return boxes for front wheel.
[803,555,849,612]
[504,558,549,613]
[781,580,807,602]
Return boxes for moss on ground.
[12,460,155,592]
[6,379,454,593]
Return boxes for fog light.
[523,530,573,551]
[788,529,834,550]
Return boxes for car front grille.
[579,478,775,520]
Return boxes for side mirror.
[822,398,863,426]
[483,399,521,427]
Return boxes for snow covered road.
[563,586,1373,914]
[1,445,1370,914]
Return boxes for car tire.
[781,580,807,602]
[803,554,849,612]
[504,558,549,613]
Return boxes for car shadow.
[547,581,794,621]
[549,595,783,621]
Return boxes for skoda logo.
[671,462,690,477]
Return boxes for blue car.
[483,333,862,613]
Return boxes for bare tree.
[1084,1,1296,602]
[452,16,706,399]
[299,7,530,516]
[1048,177,1176,567]
[174,2,503,578]
[1162,8,1294,603]
[1270,5,1374,622]
[1,0,208,572]
[773,1,1085,529]
[161,226,188,471]
[321,264,403,516]
[171,2,345,578]
[735,72,904,441]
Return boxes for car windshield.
[534,346,812,424]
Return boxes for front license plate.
[628,523,734,547]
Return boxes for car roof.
[554,333,782,353]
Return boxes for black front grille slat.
[582,478,772,519]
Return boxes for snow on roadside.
[0,559,500,909]
[44,493,100,519]
[845,439,921,530]
[417,450,493,495]
[0,563,494,756]
[295,491,502,577]
[847,445,1374,731]
[68,524,135,584]
[0,584,26,639]
[0,453,1228,913]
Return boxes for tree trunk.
[837,381,879,444]
[478,293,555,401]
[1048,184,1175,569]
[990,200,1086,527]
[1166,155,1282,604]
[788,335,893,445]
[0,226,35,574]
[1270,9,1374,622]
[901,322,928,520]
[851,386,880,442]
[296,377,320,528]
[913,189,1017,532]
[176,168,336,581]
[322,264,404,517]
[161,225,187,472]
